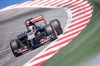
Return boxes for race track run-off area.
[0,0,93,66]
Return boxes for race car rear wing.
[25,15,47,26]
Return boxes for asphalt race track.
[0,7,68,66]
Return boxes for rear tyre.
[10,40,22,57]
[45,24,57,41]
[50,19,63,35]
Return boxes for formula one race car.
[10,15,63,57]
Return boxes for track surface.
[0,7,68,66]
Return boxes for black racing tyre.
[45,24,57,41]
[50,19,63,35]
[10,39,22,57]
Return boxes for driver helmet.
[28,25,34,31]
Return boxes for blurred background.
[0,0,31,8]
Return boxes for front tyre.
[10,40,22,57]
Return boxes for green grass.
[43,0,100,66]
